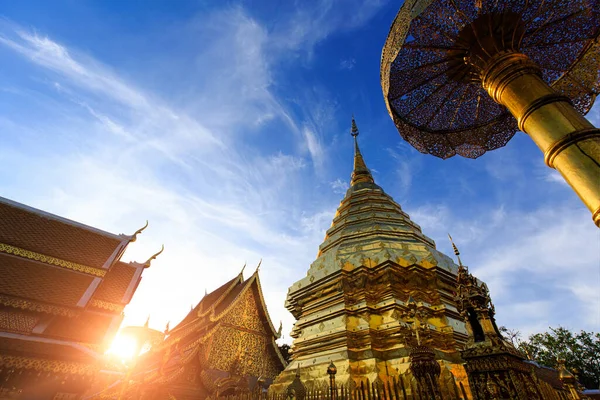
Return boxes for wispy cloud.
[407,200,600,335]
[0,11,341,337]
[339,58,356,70]
[330,178,348,194]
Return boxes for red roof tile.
[0,198,124,269]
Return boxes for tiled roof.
[44,313,114,345]
[0,253,94,307]
[93,262,138,304]
[0,198,124,269]
[171,275,241,332]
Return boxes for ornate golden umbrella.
[381,0,600,226]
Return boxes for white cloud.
[339,58,356,70]
[409,200,600,335]
[330,178,348,194]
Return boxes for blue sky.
[0,0,598,344]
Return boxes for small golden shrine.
[270,119,471,393]
[103,267,286,399]
[0,196,154,399]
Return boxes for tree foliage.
[517,327,600,389]
[278,343,292,364]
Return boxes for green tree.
[278,343,292,364]
[517,327,600,389]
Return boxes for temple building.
[0,196,154,399]
[96,267,286,399]
[270,119,471,392]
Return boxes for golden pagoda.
[270,119,471,392]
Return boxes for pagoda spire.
[350,116,375,187]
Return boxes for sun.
[106,334,139,362]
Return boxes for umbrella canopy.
[381,0,600,159]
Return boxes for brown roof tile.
[0,253,94,307]
[0,198,124,268]
[93,262,138,304]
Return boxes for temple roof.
[287,118,459,298]
[0,196,128,269]
[92,269,286,397]
[170,272,243,334]
[0,196,150,314]
[0,252,96,308]
[168,270,280,340]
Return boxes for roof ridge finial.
[129,220,149,242]
[143,244,164,268]
[240,262,246,276]
[255,258,262,273]
[144,315,150,328]
[447,234,463,267]
[350,116,374,187]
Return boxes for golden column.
[381,0,600,226]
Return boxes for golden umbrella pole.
[380,1,600,226]
[482,51,600,225]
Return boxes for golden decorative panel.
[208,326,280,379]
[0,294,77,317]
[221,289,266,334]
[0,242,106,277]
[0,354,97,376]
[89,299,124,312]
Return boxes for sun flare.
[106,334,139,361]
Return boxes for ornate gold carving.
[0,242,106,277]
[0,294,77,317]
[89,299,124,312]
[0,354,97,375]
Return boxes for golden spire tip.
[351,115,359,137]
[447,233,463,266]
[255,258,262,273]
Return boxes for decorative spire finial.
[240,262,246,276]
[164,321,170,334]
[447,234,463,267]
[144,315,150,328]
[351,115,359,137]
[143,244,164,268]
[350,116,374,186]
[276,321,283,339]
[129,220,149,242]
[255,258,262,273]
